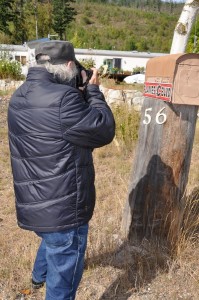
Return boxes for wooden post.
[122,98,198,243]
[122,0,199,244]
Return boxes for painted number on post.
[143,107,167,125]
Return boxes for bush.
[132,66,145,74]
[81,16,93,25]
[0,59,23,80]
[78,58,96,69]
[112,104,140,151]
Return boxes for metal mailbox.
[144,53,199,105]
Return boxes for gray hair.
[36,54,78,82]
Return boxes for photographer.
[7,40,115,300]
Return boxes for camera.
[75,60,93,88]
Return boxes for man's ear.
[67,61,72,67]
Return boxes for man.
[7,40,115,300]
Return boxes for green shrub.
[132,66,145,74]
[0,59,23,80]
[81,16,93,25]
[112,104,140,151]
[78,58,96,69]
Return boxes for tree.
[27,0,53,40]
[52,0,77,40]
[11,0,27,44]
[71,31,84,48]
[170,0,199,54]
[0,0,14,35]
[157,0,162,12]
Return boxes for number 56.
[143,107,167,125]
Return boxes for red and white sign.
[144,82,173,102]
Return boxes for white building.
[75,48,167,72]
[0,43,30,64]
[0,42,168,73]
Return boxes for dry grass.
[100,78,144,92]
[0,93,198,300]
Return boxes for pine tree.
[0,0,14,35]
[11,0,27,44]
[52,0,77,40]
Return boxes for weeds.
[0,59,23,80]
[176,188,199,254]
[0,94,198,299]
[0,89,15,97]
[112,104,140,152]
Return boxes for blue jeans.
[32,224,88,300]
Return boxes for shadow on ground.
[85,238,171,300]
[85,187,199,300]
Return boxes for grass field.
[0,90,198,300]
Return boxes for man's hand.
[79,70,87,91]
[89,68,99,86]
[79,68,99,91]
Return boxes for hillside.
[1,0,198,53]
[68,2,179,53]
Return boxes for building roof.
[0,42,168,59]
[74,48,168,58]
[0,44,28,52]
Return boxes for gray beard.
[56,63,78,82]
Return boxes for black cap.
[35,40,76,65]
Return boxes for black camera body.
[75,60,93,88]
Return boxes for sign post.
[122,53,199,244]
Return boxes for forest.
[0,0,198,53]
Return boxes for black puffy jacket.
[8,67,115,232]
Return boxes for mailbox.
[144,53,199,105]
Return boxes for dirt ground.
[0,94,198,300]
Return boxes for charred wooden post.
[122,54,199,244]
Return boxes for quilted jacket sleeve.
[60,84,115,148]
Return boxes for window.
[21,56,27,65]
[103,59,113,69]
[15,56,20,62]
[113,58,121,69]
[14,55,27,65]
